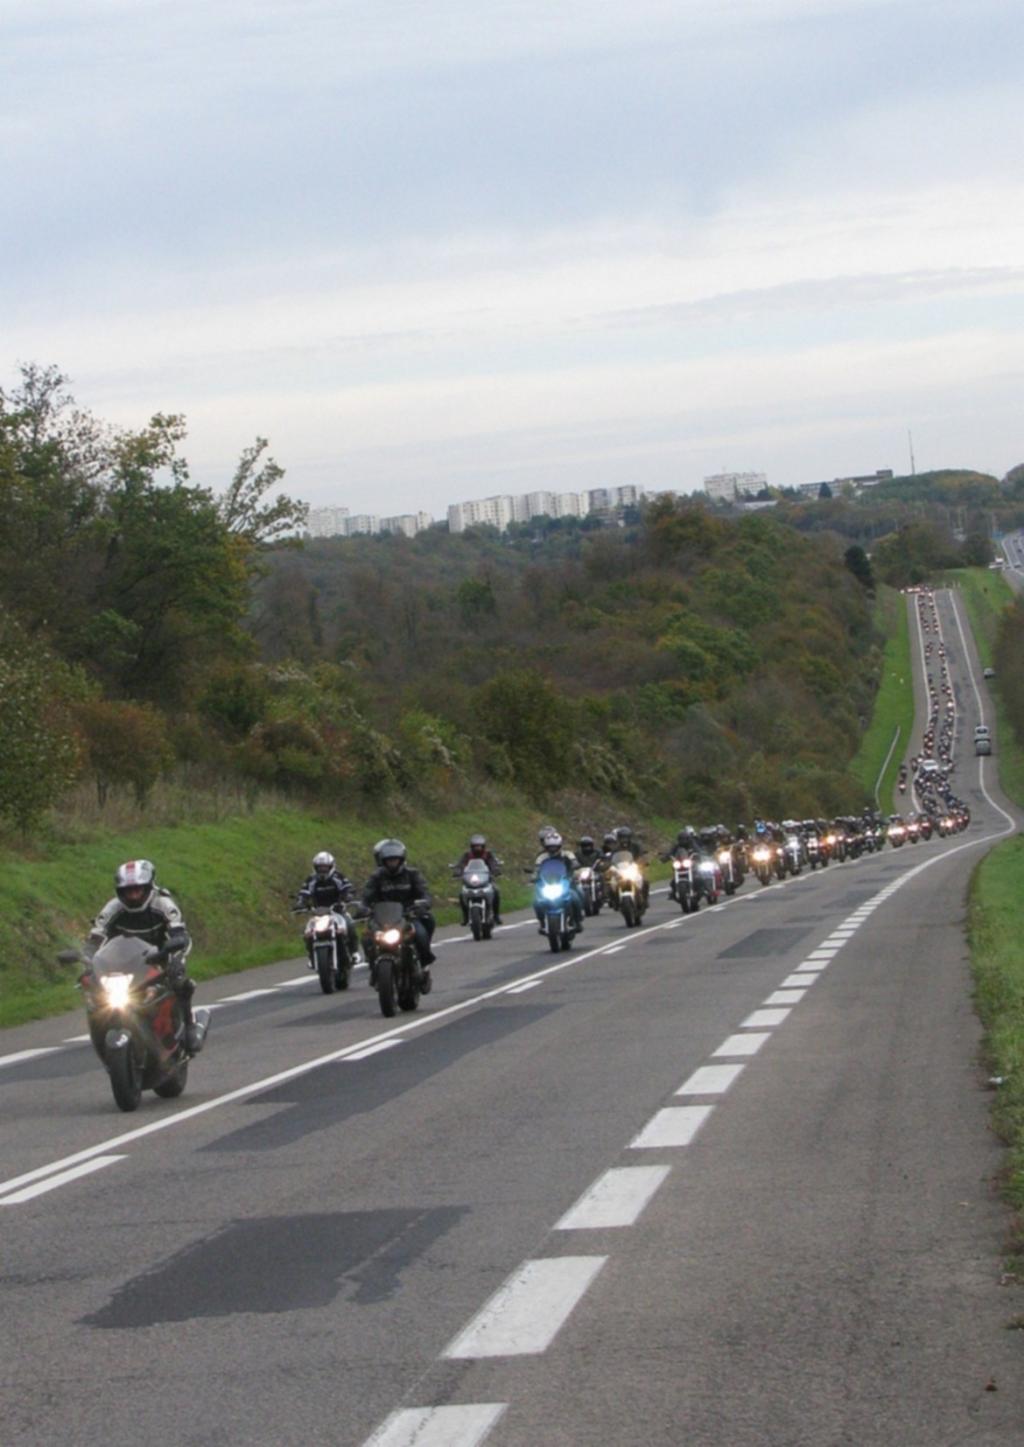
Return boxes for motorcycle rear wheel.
[154,1059,189,1099]
[377,956,397,1017]
[109,1045,142,1112]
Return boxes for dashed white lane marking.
[443,1257,607,1358]
[793,962,827,974]
[714,1032,770,1058]
[365,1404,507,1447]
[764,989,807,1005]
[506,979,543,994]
[0,1048,61,1069]
[806,948,839,960]
[782,972,819,988]
[555,1166,672,1230]
[0,1156,126,1205]
[630,1105,713,1148]
[346,1040,403,1061]
[741,1007,791,1029]
[676,1063,745,1096]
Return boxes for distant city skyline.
[3,1,1022,516]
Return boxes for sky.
[2,0,1023,517]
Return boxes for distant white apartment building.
[381,512,434,537]
[448,495,516,533]
[305,505,350,537]
[797,469,894,498]
[703,471,767,502]
[342,514,380,536]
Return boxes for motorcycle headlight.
[541,882,565,900]
[578,868,592,881]
[753,847,770,862]
[100,973,133,1008]
[699,861,716,874]
[379,928,402,946]
[314,917,334,934]
[620,864,640,881]
[717,850,731,865]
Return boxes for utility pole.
[907,429,916,476]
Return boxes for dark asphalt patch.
[81,1207,465,1327]
[203,1003,555,1153]
[717,928,813,959]
[0,1049,96,1086]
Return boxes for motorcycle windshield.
[537,858,570,885]
[610,850,636,865]
[462,864,491,887]
[90,935,153,981]
[371,901,406,928]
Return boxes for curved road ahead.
[1,590,1021,1446]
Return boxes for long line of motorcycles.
[60,806,970,1115]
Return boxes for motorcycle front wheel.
[108,1043,143,1112]
[377,956,398,1017]
[316,947,337,995]
[621,898,636,928]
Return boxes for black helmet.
[115,859,156,913]
[602,832,617,850]
[614,825,633,843]
[578,835,595,851]
[378,838,407,870]
[312,850,335,877]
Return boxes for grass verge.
[950,565,1024,1259]
[849,585,913,811]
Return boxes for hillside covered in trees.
[8,362,1019,837]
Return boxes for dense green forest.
[4,362,1022,840]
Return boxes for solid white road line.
[346,1041,403,1061]
[214,988,278,1003]
[555,1166,672,1230]
[676,1063,746,1096]
[741,1007,791,1029]
[506,980,543,994]
[62,1034,92,1044]
[713,1032,770,1057]
[0,1048,62,1069]
[364,1405,507,1447]
[630,1105,713,1149]
[0,1156,126,1205]
[444,1257,607,1359]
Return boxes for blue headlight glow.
[541,882,566,900]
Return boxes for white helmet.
[115,860,156,913]
[312,851,335,877]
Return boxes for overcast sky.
[3,0,1022,516]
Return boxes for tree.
[0,612,82,829]
[218,438,307,546]
[818,482,833,499]
[843,544,875,592]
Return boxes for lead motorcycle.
[670,852,703,912]
[60,937,211,1113]
[750,842,775,887]
[576,863,605,917]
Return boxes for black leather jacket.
[298,869,355,910]
[362,865,433,913]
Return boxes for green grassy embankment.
[946,567,1024,1249]
[0,800,675,1029]
[849,585,913,811]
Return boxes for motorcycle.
[454,860,497,940]
[696,853,723,904]
[576,864,604,916]
[716,845,741,895]
[750,842,774,887]
[782,833,803,876]
[805,833,822,870]
[366,901,426,1018]
[296,906,355,994]
[533,857,579,952]
[608,850,647,927]
[60,937,210,1113]
[888,821,906,848]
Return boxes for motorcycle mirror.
[57,948,82,966]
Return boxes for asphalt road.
[1,589,1021,1446]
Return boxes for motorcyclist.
[86,860,203,1053]
[361,838,437,992]
[576,835,602,869]
[454,833,504,925]
[532,830,583,933]
[295,850,362,964]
